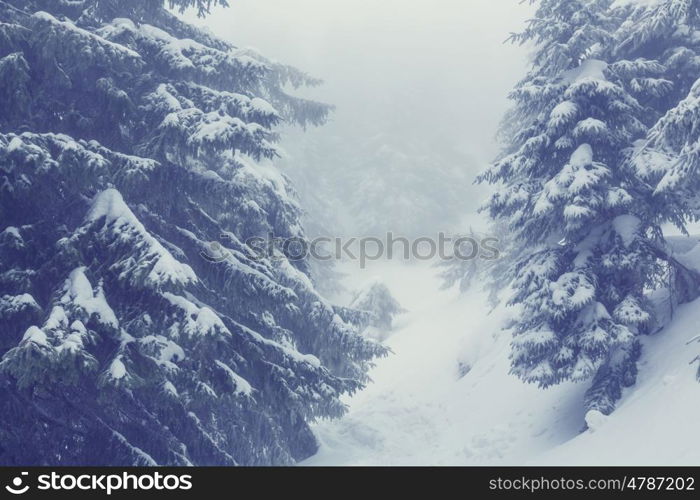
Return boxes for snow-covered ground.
[303,258,700,465]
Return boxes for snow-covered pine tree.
[348,279,405,341]
[620,0,700,380]
[599,1,697,227]
[435,225,511,308]
[478,0,698,416]
[437,228,484,294]
[0,0,385,465]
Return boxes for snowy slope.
[304,258,700,465]
[534,299,699,465]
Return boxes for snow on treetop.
[612,214,641,247]
[214,360,253,396]
[138,334,186,372]
[44,306,68,331]
[564,204,594,221]
[108,356,127,380]
[6,136,23,152]
[61,267,119,328]
[56,328,88,354]
[550,272,595,310]
[0,293,38,313]
[250,97,277,115]
[613,295,652,325]
[162,381,178,397]
[162,292,230,337]
[32,11,141,61]
[549,100,579,126]
[573,118,608,138]
[240,321,322,368]
[87,188,140,226]
[571,354,603,381]
[234,152,294,200]
[569,165,609,194]
[606,187,632,208]
[87,189,197,288]
[561,59,608,84]
[511,327,557,348]
[189,112,260,144]
[99,20,266,75]
[629,143,674,183]
[277,258,315,290]
[152,84,184,112]
[570,143,594,167]
[106,18,137,32]
[22,326,48,346]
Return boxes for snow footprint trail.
[304,259,472,465]
[305,259,700,465]
[303,260,586,465]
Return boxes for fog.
[187,1,533,236]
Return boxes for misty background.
[186,1,532,238]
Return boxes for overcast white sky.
[186,1,533,165]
